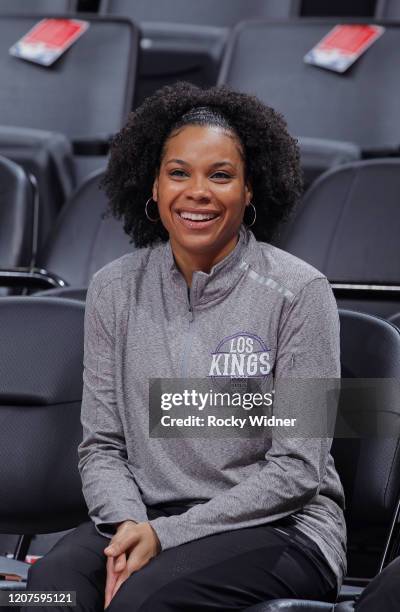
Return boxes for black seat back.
[219,19,400,150]
[336,310,400,524]
[0,15,138,143]
[0,155,35,269]
[334,310,400,575]
[39,169,134,289]
[281,159,400,318]
[0,126,76,252]
[0,297,88,533]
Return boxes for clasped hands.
[103,520,161,609]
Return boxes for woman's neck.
[170,234,239,287]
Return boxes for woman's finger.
[104,556,119,610]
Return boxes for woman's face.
[153,124,252,262]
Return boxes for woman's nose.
[185,176,212,201]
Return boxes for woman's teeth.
[179,212,218,221]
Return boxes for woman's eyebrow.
[210,161,235,169]
[165,159,236,168]
[165,158,189,166]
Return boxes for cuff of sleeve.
[94,522,117,539]
[93,515,141,539]
[149,514,191,551]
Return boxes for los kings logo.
[209,332,271,378]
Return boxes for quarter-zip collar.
[163,224,256,308]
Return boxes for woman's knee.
[27,522,107,587]
[26,554,76,590]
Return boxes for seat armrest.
[331,282,400,300]
[0,267,68,291]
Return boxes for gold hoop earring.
[244,202,256,228]
[145,197,160,222]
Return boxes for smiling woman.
[25,82,346,612]
[100,81,302,249]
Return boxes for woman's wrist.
[115,519,137,530]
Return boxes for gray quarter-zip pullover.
[77,224,347,590]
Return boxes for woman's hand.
[103,521,161,609]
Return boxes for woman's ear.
[245,181,253,206]
[152,177,158,202]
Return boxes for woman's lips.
[174,210,221,231]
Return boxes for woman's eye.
[211,171,231,180]
[169,169,188,177]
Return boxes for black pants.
[354,555,400,611]
[26,505,338,612]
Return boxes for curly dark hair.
[100,82,303,247]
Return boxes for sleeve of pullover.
[149,277,341,550]
[77,273,148,538]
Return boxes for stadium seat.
[279,159,400,319]
[375,0,400,19]
[0,169,134,299]
[0,155,36,276]
[0,15,139,180]
[100,0,301,104]
[0,297,88,589]
[0,126,75,252]
[245,311,400,610]
[294,138,361,189]
[0,0,77,15]
[218,18,400,181]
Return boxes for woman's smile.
[174,207,222,231]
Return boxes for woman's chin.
[174,234,219,254]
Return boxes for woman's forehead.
[162,124,244,163]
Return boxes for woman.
[26,82,346,611]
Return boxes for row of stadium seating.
[2,0,400,106]
[0,13,400,248]
[1,155,400,325]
